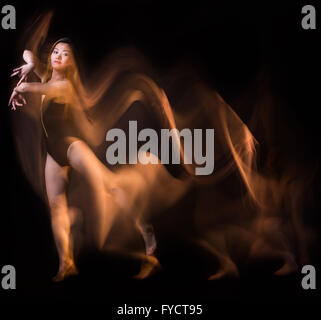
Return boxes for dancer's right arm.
[22,50,46,80]
[11,50,46,84]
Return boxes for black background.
[0,0,320,308]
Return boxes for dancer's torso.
[41,95,82,166]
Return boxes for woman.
[9,38,124,281]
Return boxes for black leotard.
[41,96,82,166]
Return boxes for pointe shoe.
[52,260,79,282]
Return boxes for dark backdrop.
[0,0,320,307]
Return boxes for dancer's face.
[51,42,74,72]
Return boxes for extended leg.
[67,140,119,249]
[45,153,77,281]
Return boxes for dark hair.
[43,37,95,110]
[51,37,75,53]
[43,37,78,84]
[42,37,89,117]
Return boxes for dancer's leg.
[45,153,77,281]
[67,142,160,276]
[67,140,119,249]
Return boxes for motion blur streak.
[11,11,317,279]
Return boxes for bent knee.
[67,140,85,160]
[67,140,88,169]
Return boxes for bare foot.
[52,259,78,282]
[134,255,161,279]
[274,252,297,276]
[208,259,239,280]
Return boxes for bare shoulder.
[48,80,74,103]
[52,79,72,91]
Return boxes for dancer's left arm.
[9,80,72,110]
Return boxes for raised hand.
[11,63,34,86]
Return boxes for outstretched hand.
[9,63,32,111]
[8,88,27,111]
[11,63,34,86]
